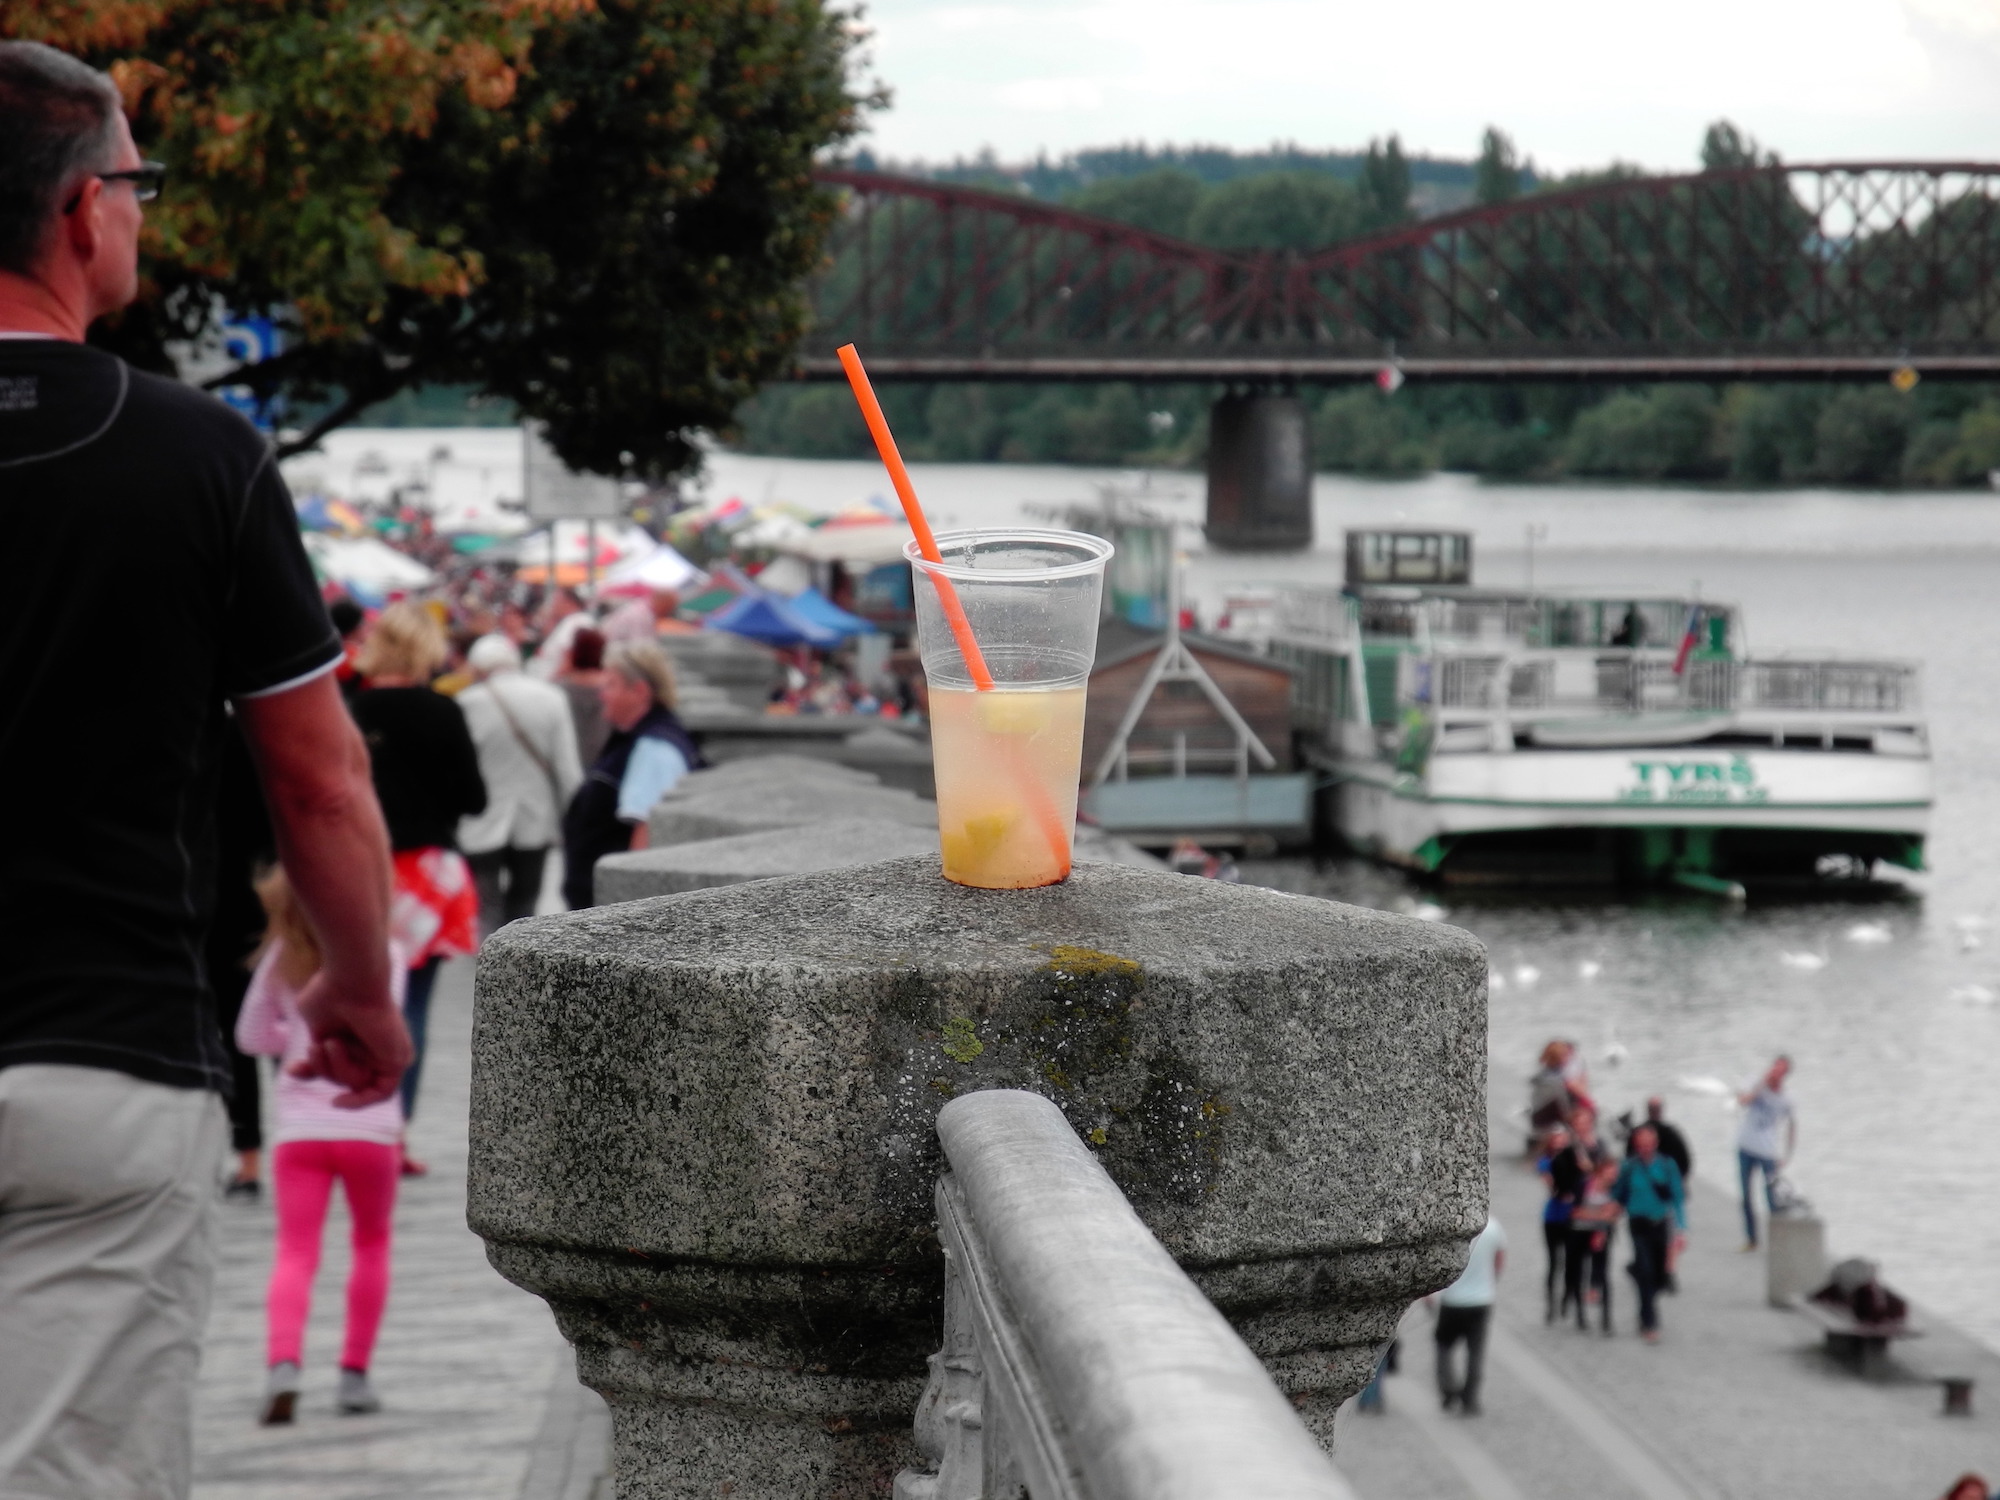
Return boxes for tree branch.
[200,344,312,393]
[274,372,412,460]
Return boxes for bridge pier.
[467,857,1486,1497]
[1205,392,1314,551]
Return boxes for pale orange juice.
[928,684,1088,888]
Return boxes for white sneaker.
[337,1367,381,1415]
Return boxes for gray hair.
[0,42,125,274]
[605,639,678,710]
[467,633,524,676]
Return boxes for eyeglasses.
[101,162,166,201]
[63,160,166,213]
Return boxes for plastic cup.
[905,529,1114,889]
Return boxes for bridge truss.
[799,164,2000,383]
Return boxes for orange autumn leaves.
[3,0,591,337]
[2,1,871,480]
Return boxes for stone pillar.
[468,858,1486,1499]
[1205,392,1313,551]
[1768,1213,1827,1307]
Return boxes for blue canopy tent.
[784,587,875,639]
[704,591,846,649]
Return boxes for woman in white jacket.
[454,634,583,934]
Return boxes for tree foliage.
[1701,120,1778,171]
[1360,135,1411,226]
[1065,168,1204,240]
[1063,158,1408,249]
[1187,170,1374,250]
[1475,126,1520,205]
[2,0,872,475]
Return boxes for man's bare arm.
[236,672,410,1106]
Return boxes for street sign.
[522,424,622,521]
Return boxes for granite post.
[1768,1212,1828,1307]
[468,858,1486,1499]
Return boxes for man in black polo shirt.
[0,42,409,1496]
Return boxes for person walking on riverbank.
[1737,1055,1796,1249]
[237,871,408,1422]
[1627,1096,1692,1181]
[349,604,486,1172]
[1536,1123,1577,1320]
[1547,1107,1608,1324]
[1614,1124,1687,1342]
[1433,1215,1505,1415]
[1626,1096,1692,1291]
[561,640,704,909]
[0,41,406,1498]
[456,634,581,936]
[1529,1040,1575,1140]
[1566,1160,1622,1333]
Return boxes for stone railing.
[897,1088,1354,1500]
[468,857,1486,1499]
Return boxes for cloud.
[861,0,1995,169]
[929,5,1025,32]
[1904,0,2000,35]
[994,76,1106,113]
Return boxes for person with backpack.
[1613,1124,1688,1343]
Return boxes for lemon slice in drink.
[941,808,1018,878]
[975,691,1052,735]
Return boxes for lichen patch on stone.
[1044,944,1142,977]
[940,1016,985,1063]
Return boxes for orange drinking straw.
[836,344,995,693]
[837,342,1071,880]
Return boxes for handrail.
[894,1091,1356,1500]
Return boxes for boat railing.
[1274,588,1736,653]
[1359,593,1545,643]
[1272,585,1358,645]
[894,1090,1356,1500]
[1430,653,1920,716]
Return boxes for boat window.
[1345,530,1473,586]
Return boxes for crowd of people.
[221,583,701,1417]
[1532,1039,1804,1345]
[2,45,939,1481]
[216,598,708,1421]
[0,57,733,1470]
[1362,1040,1799,1429]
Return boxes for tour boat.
[1268,531,1931,893]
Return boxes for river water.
[701,452,2000,1348]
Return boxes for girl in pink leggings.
[236,868,407,1423]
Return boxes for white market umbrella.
[602,541,702,593]
[304,533,435,595]
[782,519,913,567]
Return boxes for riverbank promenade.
[185,950,2000,1500]
[1335,1149,2000,1500]
[188,958,612,1500]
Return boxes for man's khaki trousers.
[0,1064,225,1500]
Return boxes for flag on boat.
[1672,604,1703,675]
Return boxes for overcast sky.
[853,0,2000,172]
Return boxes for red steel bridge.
[798,163,2000,384]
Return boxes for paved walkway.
[191,957,611,1500]
[1332,1149,2000,1500]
